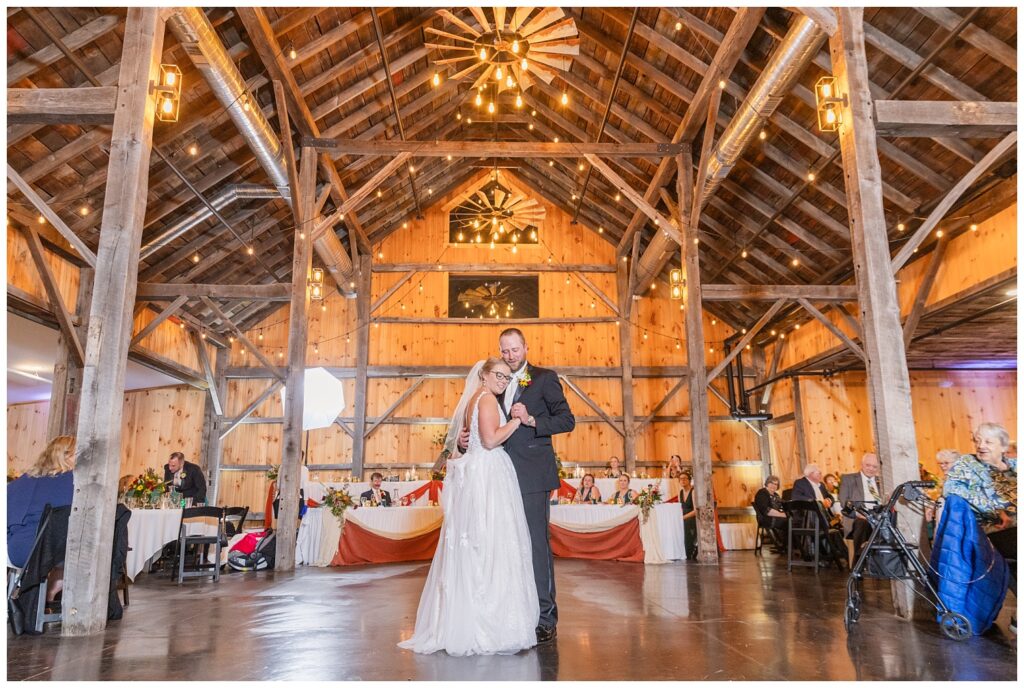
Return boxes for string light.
[37,215,45,224]
[521,59,528,72]
[512,39,520,53]
[759,130,767,141]
[432,72,441,87]
[79,206,89,216]
[936,229,944,238]
[615,193,621,201]
[675,21,682,30]
[741,250,748,258]
[561,92,569,106]
[289,46,297,60]
[807,171,816,182]
[515,94,523,108]
[792,258,800,266]
[246,246,255,256]
[188,144,198,156]
[192,253,200,263]
[479,47,487,61]
[897,222,905,232]
[578,162,585,171]
[970,223,978,232]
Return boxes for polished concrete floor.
[6,552,1017,681]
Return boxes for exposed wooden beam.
[351,255,372,477]
[223,365,699,380]
[372,262,615,273]
[791,376,809,471]
[891,131,1016,272]
[200,295,285,380]
[371,270,416,314]
[796,297,867,362]
[7,163,97,266]
[791,7,838,35]
[560,376,624,437]
[129,295,188,347]
[902,235,949,347]
[707,299,786,385]
[7,14,119,85]
[64,7,164,637]
[915,7,1016,71]
[635,376,687,433]
[18,225,86,367]
[136,282,292,301]
[874,100,1016,138]
[372,316,619,326]
[6,86,116,125]
[192,331,223,417]
[701,284,857,301]
[218,380,285,440]
[584,154,679,241]
[572,271,619,316]
[336,152,413,217]
[616,262,637,471]
[364,379,425,439]
[312,139,682,157]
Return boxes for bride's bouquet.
[632,483,663,524]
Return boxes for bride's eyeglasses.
[492,372,512,382]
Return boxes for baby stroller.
[842,480,972,640]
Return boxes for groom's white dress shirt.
[504,362,529,412]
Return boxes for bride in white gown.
[399,358,539,656]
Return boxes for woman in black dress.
[679,471,698,560]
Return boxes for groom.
[460,328,575,643]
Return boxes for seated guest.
[608,474,636,505]
[572,473,602,504]
[360,472,393,506]
[7,435,76,603]
[924,449,963,536]
[117,473,136,499]
[822,472,843,521]
[838,453,883,560]
[679,471,698,560]
[605,456,626,479]
[792,464,834,509]
[936,448,961,475]
[943,423,1016,605]
[164,451,207,504]
[666,454,685,479]
[753,475,787,552]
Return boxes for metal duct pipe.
[631,15,825,295]
[701,15,825,203]
[140,184,281,260]
[167,8,356,293]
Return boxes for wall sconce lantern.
[670,268,683,300]
[309,267,325,300]
[154,63,183,122]
[814,76,844,132]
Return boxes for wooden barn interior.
[4,5,1018,680]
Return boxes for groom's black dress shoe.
[536,626,557,643]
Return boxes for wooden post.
[276,147,317,572]
[831,8,922,619]
[202,346,229,505]
[791,376,809,473]
[616,262,637,473]
[64,7,164,636]
[48,267,92,440]
[751,346,773,483]
[351,254,372,478]
[677,149,718,565]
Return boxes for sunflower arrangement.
[323,486,355,522]
[632,483,663,524]
[126,468,166,504]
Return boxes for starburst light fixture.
[448,177,544,246]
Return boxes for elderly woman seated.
[942,422,1016,631]
[753,475,787,553]
[572,473,602,504]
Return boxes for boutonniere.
[518,370,532,388]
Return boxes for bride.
[399,358,539,656]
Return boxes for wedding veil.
[443,360,486,458]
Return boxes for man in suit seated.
[839,452,884,560]
[790,464,845,564]
[164,451,207,504]
[360,472,392,506]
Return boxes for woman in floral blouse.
[943,422,1016,628]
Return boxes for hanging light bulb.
[512,39,520,53]
[759,129,767,141]
[506,74,514,88]
[475,92,483,107]
[479,47,488,60]
[432,72,441,87]
[521,58,528,71]
[515,93,523,108]
[246,245,255,256]
[188,144,198,156]
[495,65,503,81]
[456,112,462,120]
[487,101,495,114]
[561,92,568,106]
[511,245,518,254]
[289,47,297,60]
[192,253,200,263]
[457,231,464,241]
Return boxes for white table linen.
[719,522,756,550]
[561,478,670,500]
[307,480,434,505]
[549,503,685,564]
[125,509,221,580]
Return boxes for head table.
[124,508,244,580]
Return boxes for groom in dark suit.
[459,328,575,643]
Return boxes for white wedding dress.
[399,395,539,656]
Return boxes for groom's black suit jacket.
[500,364,575,495]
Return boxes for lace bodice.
[466,393,486,454]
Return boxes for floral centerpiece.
[555,452,568,479]
[632,483,663,523]
[431,463,447,481]
[126,468,167,506]
[266,464,279,481]
[322,486,355,523]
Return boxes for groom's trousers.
[522,491,557,629]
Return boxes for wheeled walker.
[843,480,972,640]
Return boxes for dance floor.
[7,553,1016,681]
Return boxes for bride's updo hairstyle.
[479,357,509,379]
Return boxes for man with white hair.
[839,452,884,559]
[792,464,834,507]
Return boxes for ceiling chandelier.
[449,176,545,246]
[427,7,579,114]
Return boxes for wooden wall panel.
[6,225,80,310]
[132,307,202,370]
[6,401,52,475]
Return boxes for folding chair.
[172,507,226,584]
[223,506,250,538]
[7,504,67,633]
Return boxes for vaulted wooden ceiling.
[6,7,1018,341]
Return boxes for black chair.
[754,523,775,555]
[172,507,226,584]
[223,506,250,539]
[7,504,66,634]
[784,500,826,572]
